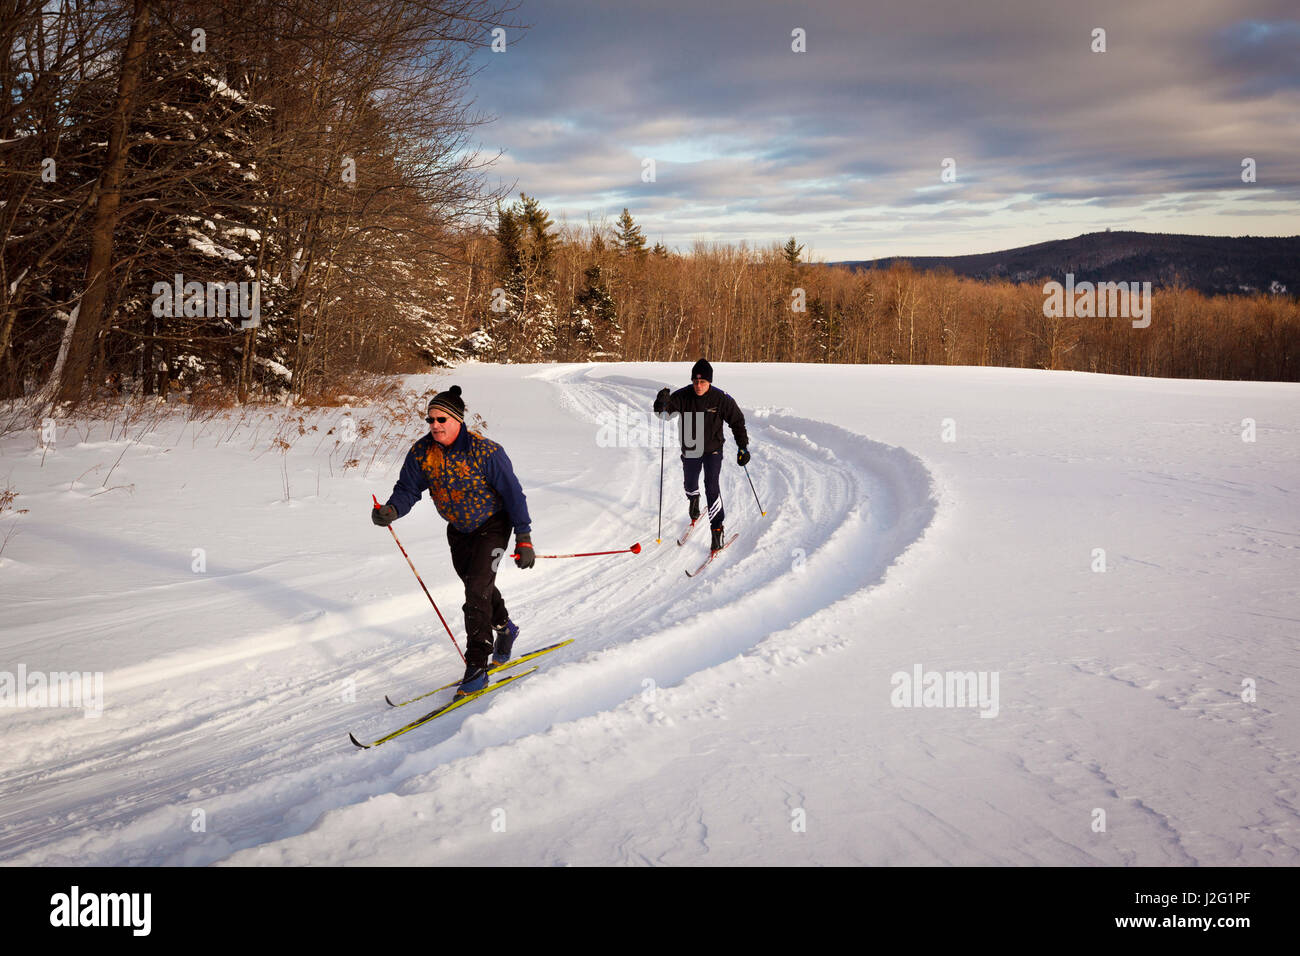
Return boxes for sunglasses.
[425,415,449,424]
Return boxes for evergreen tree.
[772,237,808,360]
[616,208,647,256]
[570,263,622,360]
[782,236,804,267]
[809,296,841,362]
[123,45,292,397]
[405,267,464,368]
[480,193,557,362]
[518,193,556,267]
[495,202,524,275]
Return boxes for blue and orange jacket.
[385,428,531,535]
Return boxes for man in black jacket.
[653,358,750,552]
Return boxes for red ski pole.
[372,494,465,664]
[511,543,642,560]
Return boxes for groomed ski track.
[0,364,941,866]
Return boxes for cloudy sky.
[463,0,1300,260]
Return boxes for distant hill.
[833,231,1299,297]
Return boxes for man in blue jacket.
[371,385,534,696]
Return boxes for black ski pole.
[657,415,665,543]
[743,463,765,517]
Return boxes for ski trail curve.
[0,365,941,866]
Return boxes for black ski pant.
[682,450,725,530]
[446,511,512,669]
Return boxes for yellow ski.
[351,667,538,749]
[385,640,575,707]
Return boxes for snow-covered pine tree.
[407,269,465,367]
[570,263,622,360]
[478,194,557,362]
[122,43,292,399]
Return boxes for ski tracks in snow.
[0,366,940,865]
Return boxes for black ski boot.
[710,525,724,552]
[688,493,701,522]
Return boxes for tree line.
[3,2,1294,408]
[453,210,1298,383]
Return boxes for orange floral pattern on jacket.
[413,431,504,532]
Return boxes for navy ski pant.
[682,450,724,530]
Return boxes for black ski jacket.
[654,385,749,458]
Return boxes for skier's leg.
[453,514,511,667]
[447,523,471,581]
[484,514,512,632]
[490,587,508,630]
[682,454,703,519]
[447,523,486,680]
[489,566,509,630]
[456,515,512,657]
[703,450,724,530]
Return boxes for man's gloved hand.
[514,533,535,569]
[654,387,670,413]
[371,503,397,527]
[737,447,751,467]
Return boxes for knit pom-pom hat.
[427,385,465,422]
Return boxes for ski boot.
[688,493,701,522]
[492,619,519,665]
[711,525,724,552]
[455,662,490,698]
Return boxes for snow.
[185,229,244,262]
[0,363,1296,866]
[202,75,249,105]
[253,355,291,379]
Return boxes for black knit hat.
[427,385,465,422]
[691,358,713,382]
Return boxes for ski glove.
[654,387,671,413]
[737,447,751,467]
[514,533,535,569]
[371,503,397,527]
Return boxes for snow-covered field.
[1,362,1296,866]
